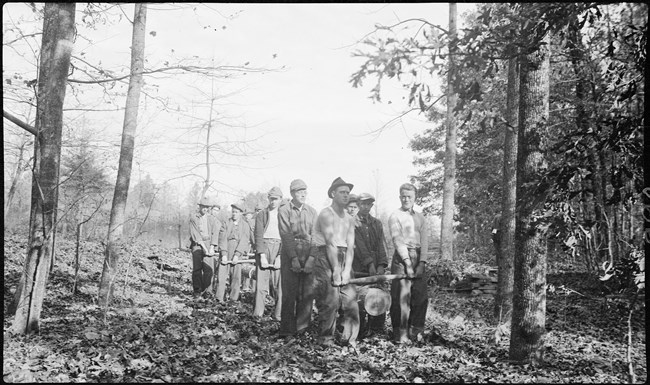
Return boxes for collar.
[290,201,304,211]
[400,207,415,215]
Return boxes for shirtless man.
[311,177,359,347]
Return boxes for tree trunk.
[11,3,76,334]
[495,54,519,321]
[440,2,457,260]
[98,4,147,307]
[509,31,551,365]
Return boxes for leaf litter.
[3,235,646,383]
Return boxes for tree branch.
[3,110,37,136]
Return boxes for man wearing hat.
[311,177,360,347]
[277,179,318,339]
[346,194,360,218]
[353,193,389,338]
[188,196,220,298]
[216,200,251,302]
[388,183,429,343]
[252,186,284,320]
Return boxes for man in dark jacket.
[253,186,284,320]
[353,193,389,337]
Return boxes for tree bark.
[98,4,147,307]
[440,2,458,260]
[495,54,519,321]
[11,3,76,334]
[509,31,551,364]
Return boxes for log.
[337,274,413,286]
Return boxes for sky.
[3,3,476,217]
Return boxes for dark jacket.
[352,213,388,273]
[219,218,251,257]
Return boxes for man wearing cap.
[216,201,251,302]
[346,194,360,218]
[353,192,389,338]
[311,177,360,347]
[388,183,429,343]
[277,179,318,338]
[188,196,220,298]
[252,186,284,320]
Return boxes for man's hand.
[220,252,230,265]
[290,258,303,273]
[232,252,240,264]
[367,263,377,276]
[415,262,426,278]
[259,253,270,269]
[303,256,317,274]
[208,246,215,256]
[404,260,415,278]
[331,267,342,286]
[377,265,385,275]
[273,256,281,270]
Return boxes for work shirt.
[254,206,282,253]
[312,206,353,248]
[189,212,219,247]
[352,213,388,272]
[278,200,317,260]
[388,207,429,263]
[219,218,251,257]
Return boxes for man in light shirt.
[252,186,284,320]
[388,183,429,344]
[188,196,220,298]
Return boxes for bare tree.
[11,3,76,334]
[98,3,147,308]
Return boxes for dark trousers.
[313,247,359,344]
[390,249,429,336]
[279,241,315,336]
[191,246,215,293]
[253,239,282,319]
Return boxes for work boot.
[409,326,424,342]
[392,327,410,344]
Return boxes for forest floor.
[3,234,646,383]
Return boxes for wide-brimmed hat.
[268,186,283,199]
[290,179,307,192]
[358,193,375,203]
[327,177,354,198]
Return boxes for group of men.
[188,177,429,347]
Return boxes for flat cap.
[290,179,307,192]
[198,196,211,207]
[268,186,283,199]
[358,193,375,203]
[348,194,358,203]
[231,200,246,213]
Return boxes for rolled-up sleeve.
[389,212,409,258]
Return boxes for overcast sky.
[3,3,476,216]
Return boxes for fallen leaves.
[2,236,647,383]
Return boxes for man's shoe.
[393,328,411,344]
